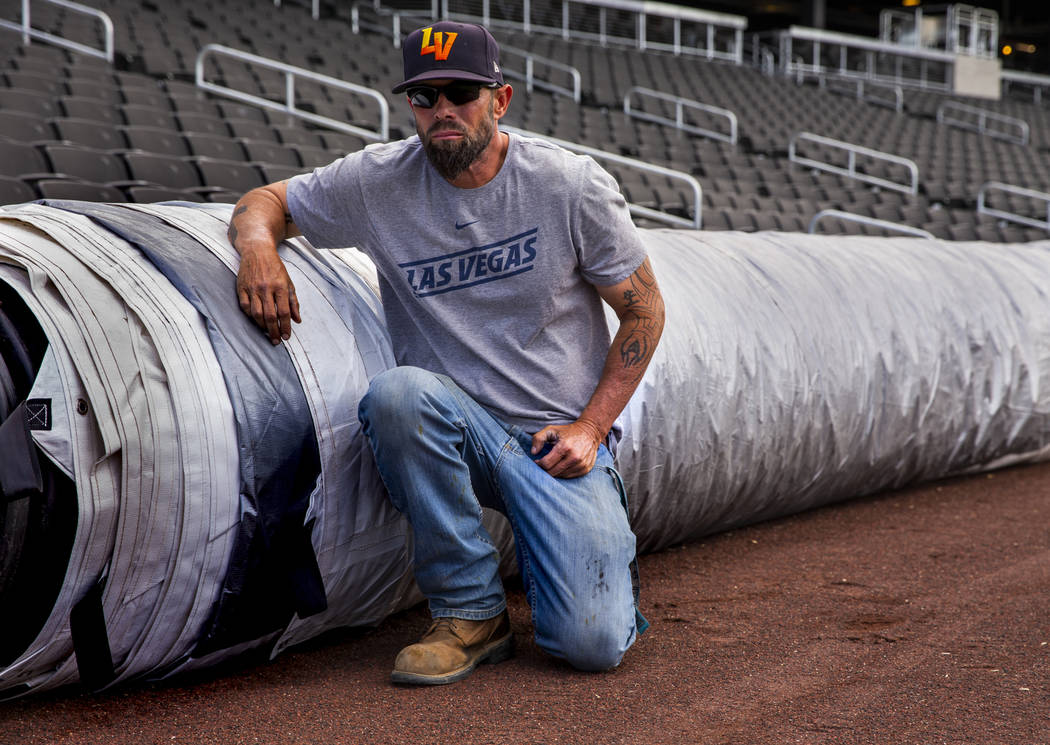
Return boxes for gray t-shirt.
[286,132,648,432]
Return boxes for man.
[228,20,664,685]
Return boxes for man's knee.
[538,613,633,672]
[358,366,444,430]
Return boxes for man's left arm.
[532,257,665,478]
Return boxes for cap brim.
[392,69,499,93]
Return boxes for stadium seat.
[58,96,121,125]
[177,112,230,137]
[3,71,64,97]
[294,145,339,168]
[206,190,243,203]
[42,144,136,187]
[119,87,173,110]
[194,158,266,193]
[122,151,207,192]
[257,164,306,182]
[0,110,55,142]
[319,132,369,153]
[273,126,327,149]
[240,139,300,167]
[0,140,52,179]
[122,126,192,158]
[168,93,222,118]
[182,133,246,161]
[50,118,128,151]
[0,88,59,119]
[226,118,278,142]
[216,101,269,123]
[0,175,36,205]
[122,105,180,131]
[125,185,205,203]
[36,178,127,202]
[63,79,123,104]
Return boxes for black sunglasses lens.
[408,84,485,108]
[408,87,438,108]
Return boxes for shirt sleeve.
[571,156,649,287]
[286,153,371,250]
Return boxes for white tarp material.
[0,202,1048,696]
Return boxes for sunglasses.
[406,82,498,108]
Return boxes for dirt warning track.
[1,461,1047,745]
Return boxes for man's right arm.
[228,181,303,345]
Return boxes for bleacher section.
[0,0,1048,242]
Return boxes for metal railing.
[434,0,747,62]
[0,0,113,62]
[1002,69,1050,105]
[977,182,1050,232]
[502,125,701,229]
[808,209,934,238]
[623,87,737,144]
[350,2,432,47]
[789,132,919,196]
[196,44,390,142]
[936,101,1029,146]
[820,76,904,113]
[779,25,956,93]
[500,44,581,103]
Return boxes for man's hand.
[531,418,605,479]
[228,182,303,345]
[236,248,301,345]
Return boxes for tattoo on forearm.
[227,205,248,244]
[618,262,663,378]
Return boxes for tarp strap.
[70,572,115,690]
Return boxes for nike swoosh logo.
[455,220,478,230]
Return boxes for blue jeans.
[358,366,641,671]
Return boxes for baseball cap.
[392,21,504,94]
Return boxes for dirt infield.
[1,461,1047,745]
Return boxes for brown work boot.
[391,611,513,685]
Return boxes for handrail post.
[285,71,295,111]
[21,0,30,45]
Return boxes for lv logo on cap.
[420,27,457,60]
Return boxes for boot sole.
[390,633,514,686]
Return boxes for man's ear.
[492,84,513,120]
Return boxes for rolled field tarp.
[0,201,1048,696]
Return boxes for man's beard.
[418,101,496,181]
